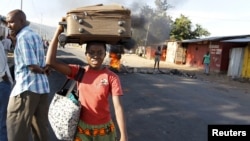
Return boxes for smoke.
[168,0,188,8]
[118,38,136,50]
[128,1,172,45]
[131,14,146,28]
[127,2,143,14]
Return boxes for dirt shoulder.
[120,54,250,93]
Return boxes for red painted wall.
[145,46,167,61]
[186,43,209,68]
[185,41,245,73]
[219,42,247,72]
[145,46,155,60]
[209,42,222,72]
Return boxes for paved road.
[46,47,250,141]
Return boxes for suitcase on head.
[59,4,132,45]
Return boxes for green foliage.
[192,24,210,38]
[170,14,210,40]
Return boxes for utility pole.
[21,0,23,10]
[144,23,151,46]
[40,13,43,39]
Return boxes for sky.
[0,0,250,37]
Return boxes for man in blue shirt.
[6,9,50,141]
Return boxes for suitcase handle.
[58,21,67,46]
[59,21,67,26]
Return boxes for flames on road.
[109,45,124,71]
[108,39,135,72]
[109,52,121,71]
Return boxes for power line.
[168,11,250,23]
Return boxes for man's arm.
[46,22,72,76]
[2,72,9,82]
[28,65,46,74]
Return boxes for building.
[165,35,250,78]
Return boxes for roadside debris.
[109,64,197,79]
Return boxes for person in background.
[5,9,50,141]
[2,35,12,54]
[153,46,162,72]
[43,40,49,55]
[202,51,210,75]
[8,33,16,51]
[46,22,128,141]
[7,32,16,81]
[0,34,13,141]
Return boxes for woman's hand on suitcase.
[57,17,66,33]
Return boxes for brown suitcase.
[59,4,132,45]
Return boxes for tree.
[191,24,210,38]
[170,14,210,40]
[154,0,172,16]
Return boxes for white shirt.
[2,38,12,51]
[0,41,7,78]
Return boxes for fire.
[109,52,121,71]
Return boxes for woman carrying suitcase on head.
[46,22,128,141]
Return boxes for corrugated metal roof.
[222,37,250,43]
[181,34,250,43]
[181,38,203,43]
